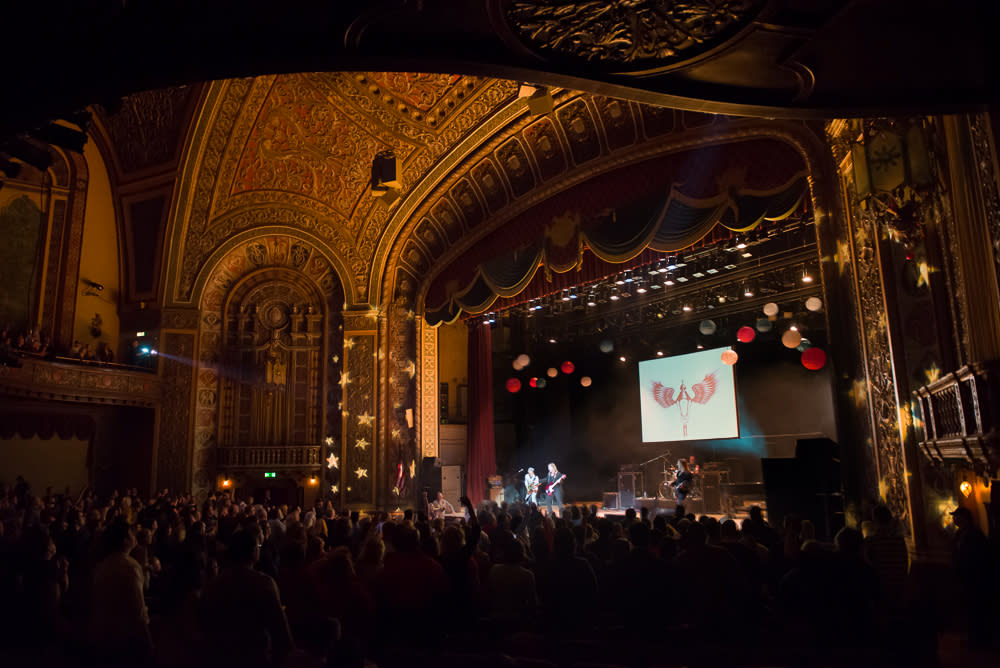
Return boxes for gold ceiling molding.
[164,73,518,308]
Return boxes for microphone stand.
[638,452,670,498]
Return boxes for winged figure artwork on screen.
[651,372,717,437]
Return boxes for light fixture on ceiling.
[586,292,597,307]
[743,283,755,298]
[681,303,692,312]
[609,288,620,301]
[802,267,814,283]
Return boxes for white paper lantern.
[763,302,779,317]
[721,349,739,365]
[580,376,592,387]
[805,297,823,312]
[782,329,803,349]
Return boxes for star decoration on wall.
[391,427,402,441]
[324,436,335,446]
[409,459,416,479]
[344,337,355,350]
[326,453,339,469]
[331,354,340,364]
[357,412,374,427]
[355,467,368,479]
[330,484,339,493]
[338,401,343,410]
[404,360,416,379]
[355,437,369,451]
[339,371,351,388]
[405,309,416,321]
[392,485,400,496]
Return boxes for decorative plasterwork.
[419,320,439,458]
[166,73,518,308]
[499,0,765,75]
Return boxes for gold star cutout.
[330,484,339,494]
[849,379,868,409]
[324,436,335,446]
[378,348,386,362]
[342,409,350,418]
[916,261,932,288]
[834,239,851,275]
[357,412,374,427]
[339,371,351,388]
[355,467,368,479]
[392,485,400,496]
[344,337,355,350]
[337,401,343,410]
[347,486,352,492]
[405,309,416,321]
[404,360,416,379]
[409,459,416,479]
[391,427,402,441]
[326,453,339,469]
[331,355,340,364]
[355,437,369,451]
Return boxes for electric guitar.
[545,474,566,495]
[524,478,539,500]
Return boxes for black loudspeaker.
[795,437,840,492]
[420,457,442,495]
[762,455,844,541]
[439,382,449,423]
[701,471,722,514]
[618,472,638,509]
[603,492,619,510]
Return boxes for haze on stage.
[638,346,739,442]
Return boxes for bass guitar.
[545,474,566,495]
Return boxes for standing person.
[427,491,455,520]
[544,463,566,518]
[672,459,694,504]
[524,467,539,505]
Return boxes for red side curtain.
[466,322,495,503]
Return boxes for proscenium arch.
[376,117,837,315]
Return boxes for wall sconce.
[222,477,231,488]
[309,476,317,486]
[959,480,972,498]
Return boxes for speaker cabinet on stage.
[701,471,722,514]
[419,456,442,495]
[618,472,639,509]
[603,492,619,510]
[762,438,843,541]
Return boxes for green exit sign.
[264,472,276,478]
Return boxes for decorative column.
[384,300,419,510]
[419,319,439,459]
[341,310,378,509]
[156,326,197,493]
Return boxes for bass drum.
[659,480,676,499]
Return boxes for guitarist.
[544,462,566,518]
[524,467,540,505]
[671,459,694,503]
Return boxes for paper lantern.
[599,339,614,353]
[516,353,531,367]
[529,377,538,388]
[512,359,525,371]
[546,367,558,378]
[536,378,547,388]
[580,376,592,387]
[699,319,717,335]
[737,326,756,343]
[756,318,773,332]
[781,329,802,349]
[797,338,812,352]
[763,302,779,317]
[801,347,827,370]
[505,378,522,393]
[805,297,823,312]
[721,349,739,365]
[561,360,575,374]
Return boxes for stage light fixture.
[549,337,557,343]
[649,262,662,275]
[569,287,578,299]
[666,256,678,271]
[624,270,634,283]
[635,281,647,294]
[663,274,675,286]
[619,355,626,362]
[675,273,689,283]
[790,324,798,331]
[609,288,620,301]
[801,267,814,283]
[615,274,626,286]
[717,294,726,304]
[657,351,664,356]
[691,262,706,279]
[561,290,571,302]
[682,303,692,312]
[736,237,747,250]
[586,292,597,307]
[649,281,662,290]
[487,313,496,324]
[742,251,753,258]
[743,283,755,298]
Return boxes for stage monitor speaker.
[603,492,619,510]
[420,456,442,495]
[795,437,841,492]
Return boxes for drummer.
[428,490,455,520]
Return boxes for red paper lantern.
[801,347,827,371]
[505,378,522,393]
[529,377,538,388]
[737,326,756,343]
[561,360,575,374]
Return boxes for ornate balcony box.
[914,362,1000,471]
[217,444,322,471]
[0,355,160,407]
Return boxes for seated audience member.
[199,529,295,668]
[485,538,538,622]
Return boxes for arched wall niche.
[187,233,345,500]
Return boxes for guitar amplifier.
[603,492,619,510]
[618,471,639,510]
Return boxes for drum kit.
[642,452,702,501]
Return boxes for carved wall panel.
[385,300,418,509]
[193,235,344,500]
[342,311,378,508]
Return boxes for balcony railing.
[218,445,322,469]
[914,361,1000,469]
[0,354,160,406]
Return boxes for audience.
[0,475,993,668]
